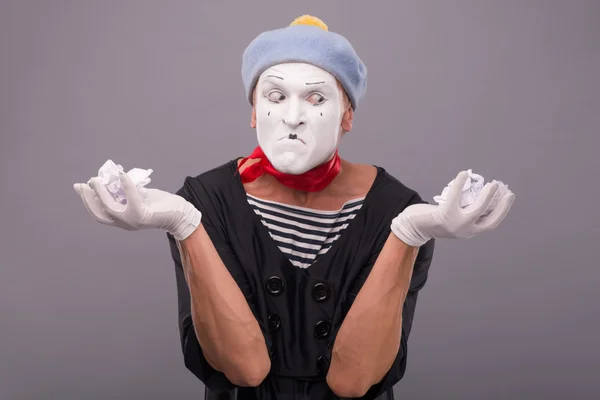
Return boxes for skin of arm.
[326,233,419,398]
[177,224,271,387]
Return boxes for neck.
[245,158,350,204]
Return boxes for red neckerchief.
[236,146,341,192]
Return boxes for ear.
[250,106,257,128]
[250,87,258,128]
[341,106,354,132]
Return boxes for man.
[73,15,514,400]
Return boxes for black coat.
[167,160,435,400]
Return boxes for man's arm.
[176,224,271,387]
[326,233,430,398]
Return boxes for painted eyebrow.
[305,81,325,85]
[265,74,284,80]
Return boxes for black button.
[268,313,281,331]
[312,282,330,302]
[314,320,331,338]
[265,276,284,295]
[316,356,329,375]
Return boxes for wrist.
[388,231,421,251]
[170,201,202,241]
[390,215,429,247]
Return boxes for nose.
[282,97,305,128]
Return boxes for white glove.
[433,169,508,215]
[73,170,201,241]
[95,159,153,204]
[391,171,515,247]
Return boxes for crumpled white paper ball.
[433,169,509,216]
[89,159,153,204]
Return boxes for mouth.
[279,134,305,144]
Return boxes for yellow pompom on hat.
[241,14,367,110]
[289,14,328,31]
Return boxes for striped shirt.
[246,194,365,269]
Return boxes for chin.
[272,161,309,175]
[269,149,313,175]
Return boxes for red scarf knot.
[236,146,341,192]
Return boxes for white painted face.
[254,62,344,174]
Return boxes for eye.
[267,90,286,103]
[307,93,327,106]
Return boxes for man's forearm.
[178,224,271,387]
[326,233,418,397]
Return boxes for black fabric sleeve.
[167,176,272,393]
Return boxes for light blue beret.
[241,16,367,111]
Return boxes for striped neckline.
[246,194,366,268]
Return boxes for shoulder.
[371,166,429,208]
[372,168,437,278]
[345,161,424,203]
[174,158,239,199]
[375,167,436,267]
[173,159,244,220]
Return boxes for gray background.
[1,0,599,399]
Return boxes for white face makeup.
[254,62,344,174]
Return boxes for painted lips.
[279,134,305,144]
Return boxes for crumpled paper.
[88,159,153,204]
[433,169,509,216]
